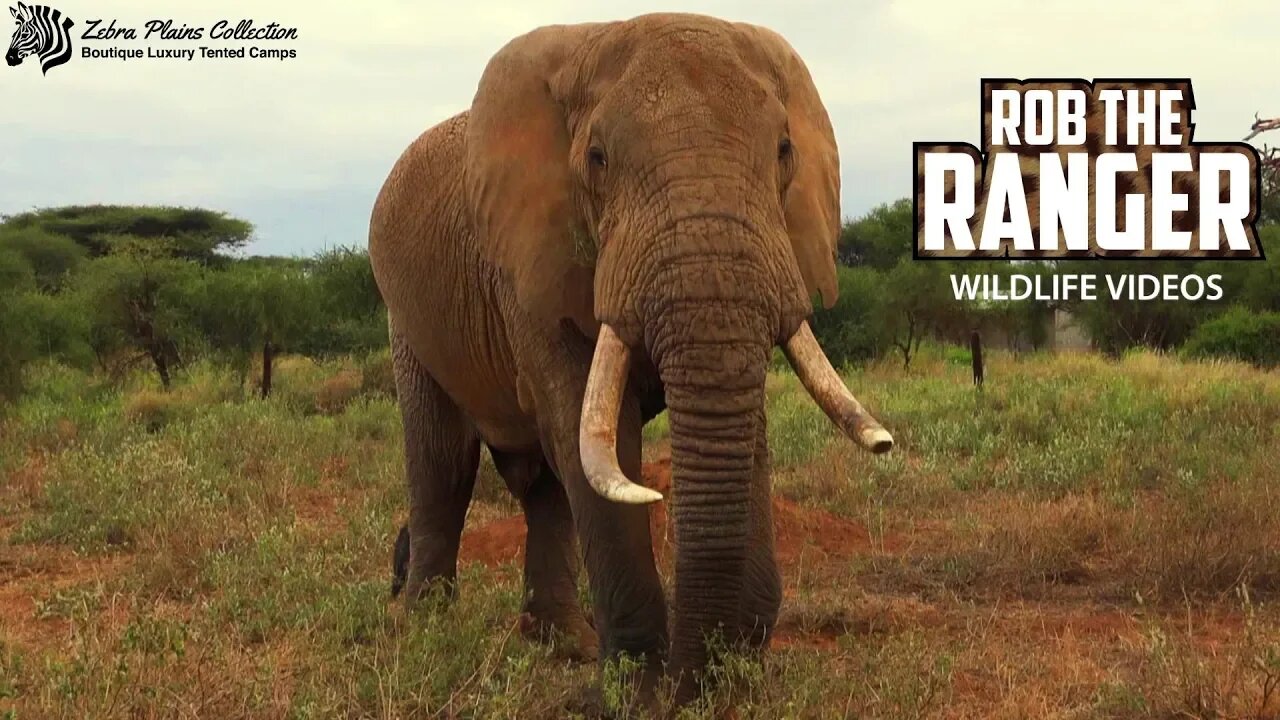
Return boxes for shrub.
[942,345,972,367]
[359,349,396,398]
[1181,307,1280,368]
[123,389,187,432]
[313,370,363,415]
[809,266,885,365]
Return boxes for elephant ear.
[735,24,842,310]
[464,23,608,334]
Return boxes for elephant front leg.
[491,448,600,662]
[547,388,669,695]
[738,412,782,649]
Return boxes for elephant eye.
[778,137,793,161]
[587,146,608,170]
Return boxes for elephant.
[368,12,892,705]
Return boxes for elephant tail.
[390,524,410,597]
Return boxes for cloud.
[1,0,1275,256]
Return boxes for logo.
[7,8,299,70]
[914,79,1263,260]
[6,2,73,75]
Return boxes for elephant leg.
[392,331,481,605]
[491,448,599,661]
[738,412,782,649]
[546,388,668,676]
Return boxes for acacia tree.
[70,238,201,388]
[195,265,319,396]
[0,228,88,291]
[0,205,252,264]
[880,260,959,369]
[297,247,385,357]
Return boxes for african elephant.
[368,12,892,704]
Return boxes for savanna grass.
[1,348,1278,717]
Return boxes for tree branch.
[1244,112,1280,142]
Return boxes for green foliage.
[943,344,973,366]
[298,246,386,357]
[68,245,203,387]
[880,260,962,368]
[837,199,914,269]
[357,348,396,398]
[192,264,321,385]
[824,208,1062,368]
[309,246,383,319]
[0,205,252,264]
[0,245,36,292]
[965,263,1058,351]
[0,251,39,405]
[1182,307,1280,368]
[1238,225,1280,312]
[0,227,88,291]
[13,291,95,369]
[0,304,34,406]
[0,206,392,405]
[810,266,886,365]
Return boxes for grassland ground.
[2,349,1280,718]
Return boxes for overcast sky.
[2,0,1276,256]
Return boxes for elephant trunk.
[658,327,770,696]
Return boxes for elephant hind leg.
[391,524,410,597]
[392,331,481,605]
[491,448,599,662]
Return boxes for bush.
[943,345,972,367]
[810,266,885,365]
[0,250,39,406]
[1181,307,1280,368]
[313,370,363,415]
[358,349,396,398]
[123,389,188,432]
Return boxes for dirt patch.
[771,627,840,651]
[1031,605,1140,641]
[1,451,49,523]
[773,497,887,564]
[460,515,526,567]
[291,456,356,533]
[293,484,343,532]
[0,545,133,651]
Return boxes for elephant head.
[465,12,891,683]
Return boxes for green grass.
[2,350,1279,717]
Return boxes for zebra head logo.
[6,2,74,75]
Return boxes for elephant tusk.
[783,321,894,454]
[580,324,664,505]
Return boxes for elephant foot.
[580,655,664,719]
[518,609,600,662]
[397,574,460,613]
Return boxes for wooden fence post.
[971,330,984,388]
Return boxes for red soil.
[459,515,527,567]
[0,545,133,650]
